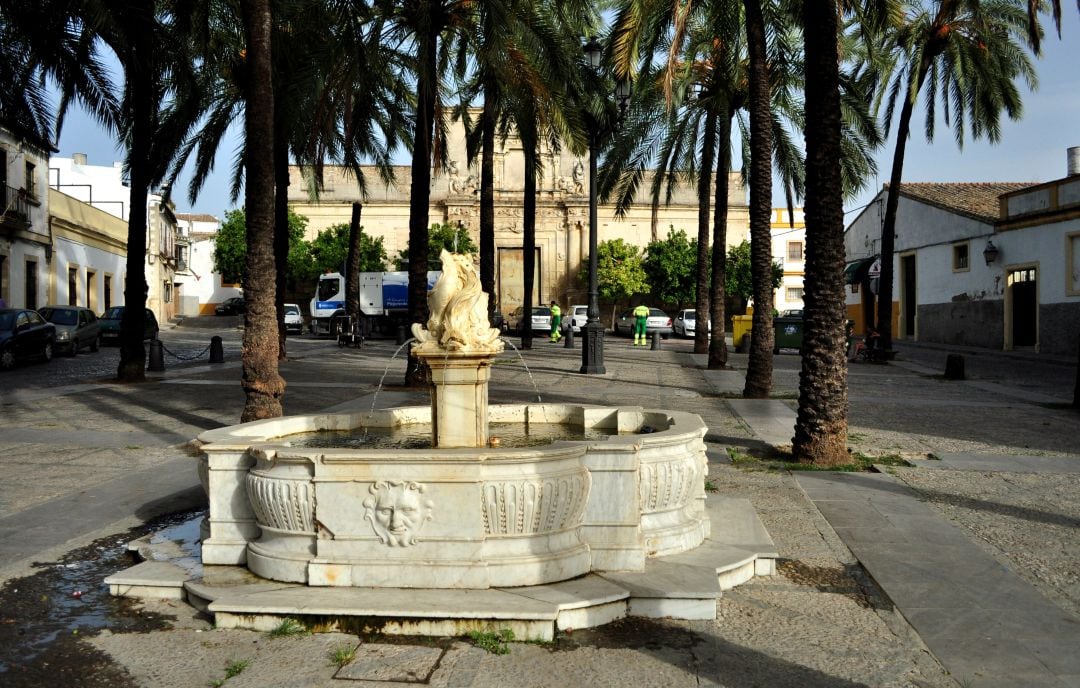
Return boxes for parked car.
[505,306,552,334]
[283,303,304,334]
[39,305,101,355]
[569,304,588,333]
[215,297,246,315]
[673,308,710,338]
[613,307,673,338]
[99,307,159,345]
[0,308,55,370]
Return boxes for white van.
[570,304,588,332]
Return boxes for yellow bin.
[732,307,753,351]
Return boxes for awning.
[844,257,877,285]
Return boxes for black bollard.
[651,331,661,350]
[564,325,575,348]
[209,335,224,364]
[944,353,965,380]
[148,338,165,371]
[396,324,408,345]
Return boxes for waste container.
[732,309,753,353]
[773,315,804,353]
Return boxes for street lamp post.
[580,38,606,374]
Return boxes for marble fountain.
[106,252,776,640]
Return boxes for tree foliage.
[584,239,649,304]
[725,240,782,305]
[308,223,388,277]
[394,223,478,271]
[212,208,309,284]
[643,228,698,309]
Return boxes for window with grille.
[952,243,969,271]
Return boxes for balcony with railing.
[1,184,32,233]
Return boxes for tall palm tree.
[172,0,409,367]
[871,0,1037,350]
[238,0,285,420]
[608,0,802,370]
[793,0,851,464]
[71,1,204,382]
[789,3,888,465]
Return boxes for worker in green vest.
[632,303,650,345]
[549,301,562,343]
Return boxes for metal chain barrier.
[159,342,212,361]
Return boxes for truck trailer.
[310,271,440,336]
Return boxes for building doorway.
[497,247,541,317]
[900,254,916,338]
[1008,266,1037,348]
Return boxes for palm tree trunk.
[240,0,284,421]
[709,107,733,370]
[743,0,775,398]
[877,69,926,352]
[273,117,289,360]
[694,108,717,355]
[480,77,497,323]
[117,19,153,384]
[405,22,437,387]
[346,202,363,323]
[793,0,850,465]
[522,141,537,350]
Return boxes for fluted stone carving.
[481,473,589,535]
[246,474,315,533]
[639,456,697,513]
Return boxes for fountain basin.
[196,404,710,589]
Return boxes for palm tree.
[0,1,115,148]
[172,0,409,366]
[237,0,285,420]
[789,4,890,465]
[608,0,801,370]
[792,0,852,465]
[871,0,1037,351]
[68,2,204,382]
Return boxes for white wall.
[48,156,130,220]
[51,237,127,310]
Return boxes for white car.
[613,308,673,338]
[284,303,304,334]
[673,309,711,338]
[569,304,588,332]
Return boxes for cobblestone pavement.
[1,323,1076,686]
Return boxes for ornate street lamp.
[580,37,606,374]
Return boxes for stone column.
[422,351,495,448]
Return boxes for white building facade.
[49,154,181,323]
[1,124,53,309]
[844,161,1080,354]
[174,213,241,315]
[771,208,806,313]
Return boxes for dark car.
[99,307,159,345]
[215,297,246,315]
[39,305,101,355]
[0,308,56,370]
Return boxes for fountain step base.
[108,497,777,639]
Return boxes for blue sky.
[53,11,1079,223]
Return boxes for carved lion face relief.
[362,481,434,546]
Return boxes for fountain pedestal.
[418,350,496,449]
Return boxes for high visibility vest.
[550,305,561,317]
[633,305,649,318]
